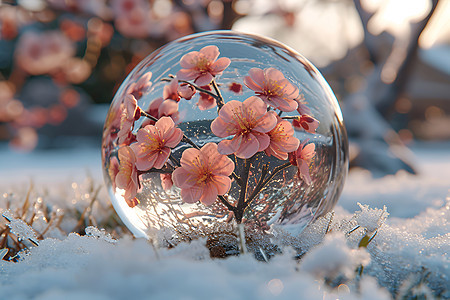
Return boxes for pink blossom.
[118,94,141,144]
[211,96,277,159]
[127,72,152,99]
[112,0,153,39]
[15,31,75,75]
[288,140,316,185]
[172,143,234,206]
[163,78,196,102]
[197,85,216,111]
[264,112,300,160]
[115,146,140,207]
[160,173,173,191]
[130,117,183,171]
[108,156,120,190]
[292,114,319,134]
[295,94,311,115]
[244,67,299,112]
[178,83,196,100]
[177,45,231,86]
[144,97,180,125]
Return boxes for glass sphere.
[102,31,348,257]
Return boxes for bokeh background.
[0,0,449,176]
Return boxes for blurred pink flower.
[15,31,75,75]
[289,140,316,185]
[127,72,153,99]
[177,45,231,86]
[264,112,300,160]
[197,85,216,111]
[295,94,311,115]
[112,0,153,39]
[108,156,120,190]
[130,117,183,171]
[292,114,319,134]
[172,143,234,206]
[211,96,277,159]
[160,173,173,191]
[47,0,111,19]
[228,82,243,94]
[244,67,299,112]
[118,94,141,144]
[163,78,196,102]
[115,146,140,207]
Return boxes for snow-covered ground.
[0,142,449,299]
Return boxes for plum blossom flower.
[143,97,180,126]
[163,78,196,101]
[130,117,183,171]
[160,173,173,191]
[127,72,152,99]
[197,85,216,111]
[172,143,234,206]
[295,94,310,115]
[288,140,316,185]
[115,146,140,207]
[244,67,299,112]
[108,156,120,190]
[264,112,300,160]
[14,30,75,75]
[118,94,142,144]
[211,96,277,159]
[112,0,153,39]
[177,45,231,86]
[292,114,319,134]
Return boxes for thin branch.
[211,80,225,110]
[245,162,292,206]
[162,77,220,100]
[218,195,236,213]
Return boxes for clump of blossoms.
[104,45,319,224]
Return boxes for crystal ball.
[102,31,348,256]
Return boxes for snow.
[0,141,449,299]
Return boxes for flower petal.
[247,68,265,87]
[211,57,231,74]
[194,73,214,86]
[301,143,316,161]
[217,135,241,156]
[252,109,277,133]
[181,186,204,204]
[164,127,183,148]
[179,51,199,69]
[176,68,198,81]
[210,175,231,195]
[254,133,270,152]
[179,147,202,173]
[217,100,242,124]
[172,167,198,188]
[298,160,312,185]
[199,45,220,62]
[153,147,171,169]
[211,116,238,138]
[265,67,286,82]
[199,182,218,206]
[242,96,268,119]
[235,133,260,159]
[158,100,178,117]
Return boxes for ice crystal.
[2,209,39,246]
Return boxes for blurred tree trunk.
[341,0,439,176]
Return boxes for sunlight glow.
[362,0,431,37]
